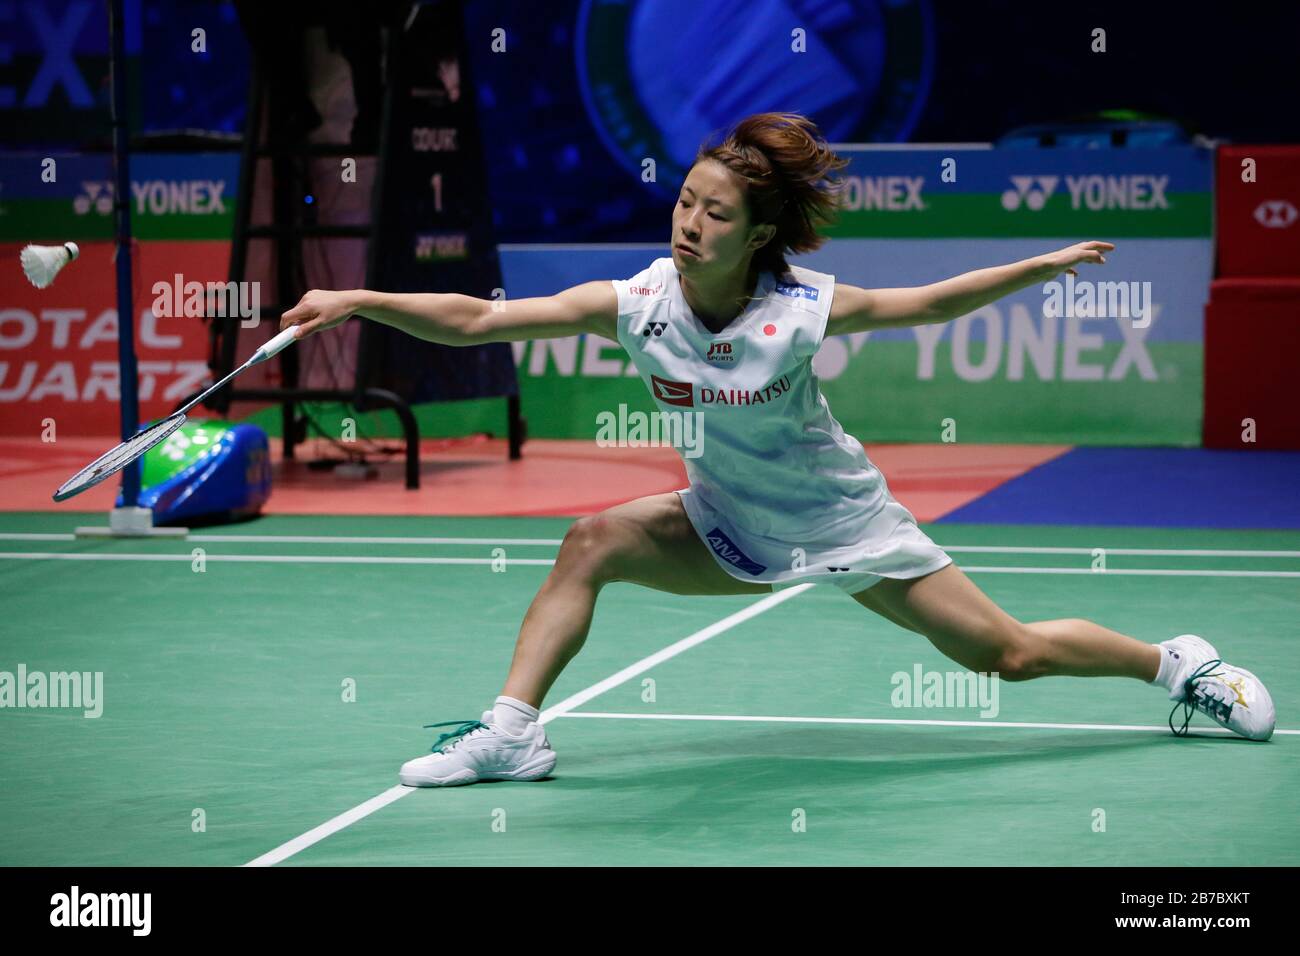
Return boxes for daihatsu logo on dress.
[650,374,792,407]
[651,374,694,406]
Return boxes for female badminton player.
[281,112,1276,787]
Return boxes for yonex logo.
[1001,176,1059,211]
[73,181,114,216]
[1253,200,1298,228]
[705,527,766,575]
[1065,175,1168,211]
[642,321,668,337]
[650,374,694,407]
[774,281,818,301]
[75,179,228,216]
[414,232,468,260]
[826,566,851,572]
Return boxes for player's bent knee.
[557,515,610,569]
[558,514,630,584]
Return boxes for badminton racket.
[52,325,301,502]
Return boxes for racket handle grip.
[252,326,300,364]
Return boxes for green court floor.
[1,512,1297,866]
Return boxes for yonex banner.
[0,153,240,242]
[824,146,1212,238]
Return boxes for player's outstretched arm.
[825,241,1115,335]
[279,281,618,345]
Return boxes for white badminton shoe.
[1163,635,1275,741]
[398,711,557,787]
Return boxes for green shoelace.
[424,719,489,753]
[1169,658,1232,736]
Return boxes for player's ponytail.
[695,112,850,278]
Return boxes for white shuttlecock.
[20,241,79,289]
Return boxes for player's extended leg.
[851,562,1275,740]
[399,492,769,786]
[852,563,1159,681]
[501,491,769,708]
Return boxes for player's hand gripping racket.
[52,326,302,502]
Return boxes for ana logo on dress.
[774,281,818,300]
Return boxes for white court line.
[4,533,1298,559]
[0,533,565,545]
[959,567,1300,578]
[242,787,412,868]
[185,535,566,546]
[940,546,1300,558]
[242,585,813,867]
[0,552,556,566]
[4,552,1300,577]
[558,711,1300,736]
[534,585,813,722]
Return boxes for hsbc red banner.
[0,241,225,436]
[1216,146,1300,277]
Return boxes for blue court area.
[939,448,1300,529]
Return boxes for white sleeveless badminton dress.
[611,256,953,596]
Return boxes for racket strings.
[55,414,187,499]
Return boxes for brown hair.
[694,111,849,279]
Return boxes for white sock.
[1152,640,1187,692]
[492,695,539,735]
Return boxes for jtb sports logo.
[706,527,766,575]
[705,341,735,364]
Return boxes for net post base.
[74,507,190,539]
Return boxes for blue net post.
[109,0,141,509]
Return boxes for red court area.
[0,435,1068,521]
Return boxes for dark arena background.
[0,0,1297,932]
